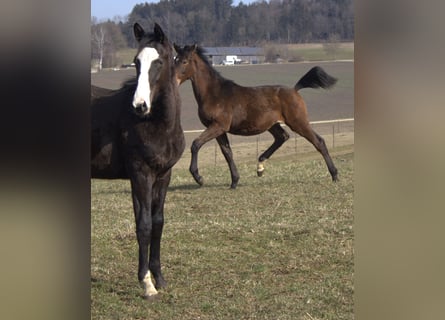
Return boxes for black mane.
[195,46,234,85]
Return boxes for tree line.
[92,0,353,68]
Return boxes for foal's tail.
[294,66,337,91]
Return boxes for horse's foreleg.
[257,123,290,177]
[149,170,172,290]
[190,124,225,186]
[216,133,239,189]
[129,170,158,299]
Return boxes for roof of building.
[202,47,264,56]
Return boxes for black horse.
[91,23,185,299]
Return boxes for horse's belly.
[229,115,279,135]
[229,126,264,136]
[91,142,127,179]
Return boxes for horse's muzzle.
[134,102,150,115]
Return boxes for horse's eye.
[182,60,187,65]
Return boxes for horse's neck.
[191,59,223,104]
[158,66,182,130]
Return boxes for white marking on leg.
[257,161,266,173]
[141,270,158,297]
[133,47,160,114]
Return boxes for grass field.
[91,148,354,319]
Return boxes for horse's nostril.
[135,102,148,114]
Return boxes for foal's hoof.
[196,176,204,186]
[257,161,265,177]
[332,174,339,182]
[192,174,204,186]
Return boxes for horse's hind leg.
[288,121,338,181]
[257,123,290,177]
[216,133,240,189]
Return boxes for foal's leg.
[216,133,240,189]
[129,170,158,299]
[190,124,226,186]
[149,169,172,290]
[287,120,338,181]
[257,123,290,177]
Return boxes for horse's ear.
[133,23,145,42]
[192,43,198,52]
[173,43,181,53]
[154,23,165,43]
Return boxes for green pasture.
[287,44,354,62]
[91,149,354,319]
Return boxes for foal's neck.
[191,56,226,100]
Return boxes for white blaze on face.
[133,47,160,114]
[141,270,158,298]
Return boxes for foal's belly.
[229,126,265,136]
[229,110,282,135]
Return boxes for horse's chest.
[122,127,184,169]
[198,103,224,125]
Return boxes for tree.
[91,20,128,69]
[91,22,105,70]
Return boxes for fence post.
[214,141,217,166]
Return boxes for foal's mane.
[194,46,234,85]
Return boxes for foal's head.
[132,23,173,116]
[173,44,201,85]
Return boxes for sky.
[92,0,257,21]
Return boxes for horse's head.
[173,44,199,85]
[132,23,173,116]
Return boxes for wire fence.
[174,118,354,169]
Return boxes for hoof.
[230,177,239,189]
[332,174,338,182]
[257,161,265,177]
[194,176,204,186]
[155,278,167,290]
[193,176,204,187]
[143,292,161,302]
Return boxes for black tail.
[294,66,337,91]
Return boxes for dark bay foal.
[174,44,338,188]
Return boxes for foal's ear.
[154,23,165,44]
[192,43,198,52]
[133,23,145,42]
[173,43,181,53]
